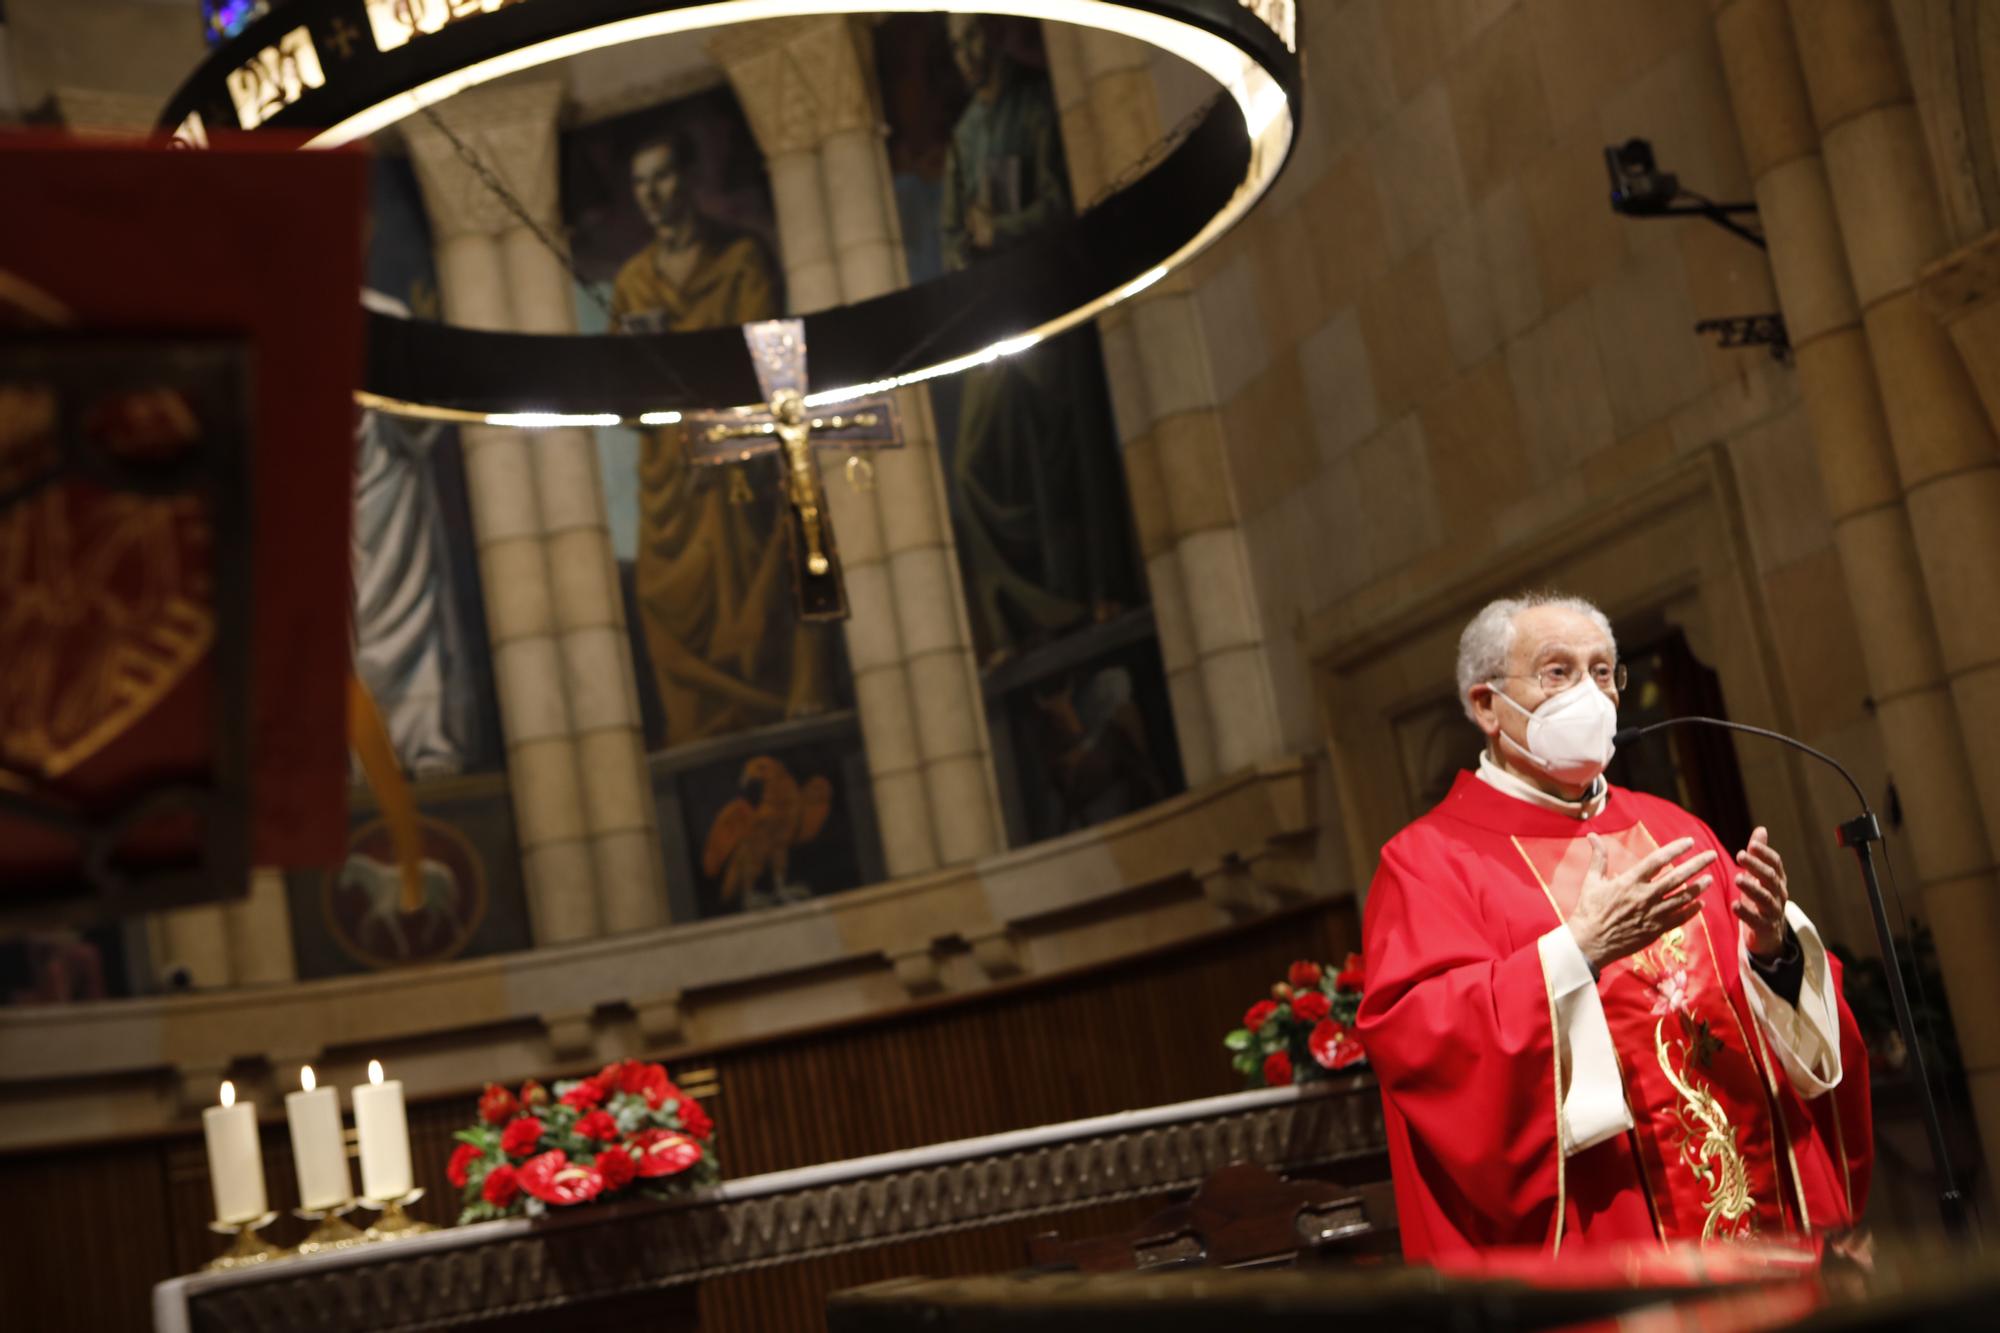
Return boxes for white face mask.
[1491,680,1619,786]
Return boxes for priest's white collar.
[1475,750,1608,820]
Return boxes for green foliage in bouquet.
[1224,955,1368,1087]
[446,1060,718,1224]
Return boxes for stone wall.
[1167,0,1884,948]
[2,0,200,117]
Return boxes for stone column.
[157,905,233,990]
[1046,23,1214,785]
[223,868,297,986]
[715,18,1007,869]
[492,144,668,934]
[1716,0,2000,1185]
[1043,25,1282,782]
[152,869,296,992]
[407,85,623,943]
[1791,0,2000,862]
[764,148,844,312]
[1925,234,2000,432]
[816,24,1003,865]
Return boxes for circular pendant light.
[160,1,1301,425]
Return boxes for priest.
[1355,594,1871,1264]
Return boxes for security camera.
[1604,138,1680,215]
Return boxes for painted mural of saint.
[611,131,837,742]
[942,15,1136,664]
[353,293,479,778]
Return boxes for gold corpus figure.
[701,389,882,580]
[1654,1015,1757,1240]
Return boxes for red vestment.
[1356,772,1871,1265]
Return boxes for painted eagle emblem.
[700,756,833,906]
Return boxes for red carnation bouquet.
[1225,955,1368,1087]
[447,1060,718,1223]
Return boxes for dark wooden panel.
[0,899,1355,1333]
[0,1137,180,1330]
[704,898,1354,1179]
[695,1200,1164,1332]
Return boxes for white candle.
[351,1059,412,1202]
[284,1066,352,1211]
[201,1080,268,1224]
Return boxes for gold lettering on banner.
[365,0,529,54]
[172,111,209,150]
[1239,0,1297,52]
[224,26,327,130]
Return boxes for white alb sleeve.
[1537,925,1635,1155]
[1740,901,1843,1099]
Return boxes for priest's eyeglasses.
[1498,662,1628,694]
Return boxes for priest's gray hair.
[1456,593,1617,723]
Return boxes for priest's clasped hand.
[1567,835,1717,973]
[1734,826,1789,960]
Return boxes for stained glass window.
[201,0,267,47]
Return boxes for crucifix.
[682,319,902,621]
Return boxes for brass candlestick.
[293,1200,367,1255]
[362,1187,435,1240]
[206,1211,285,1270]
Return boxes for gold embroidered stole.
[1512,823,1791,1243]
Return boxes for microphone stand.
[1614,715,1970,1239]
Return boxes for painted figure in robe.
[610,130,837,743]
[941,14,1136,664]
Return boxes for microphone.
[1616,714,1969,1238]
[1613,716,1870,812]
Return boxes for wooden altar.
[152,1078,1389,1333]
